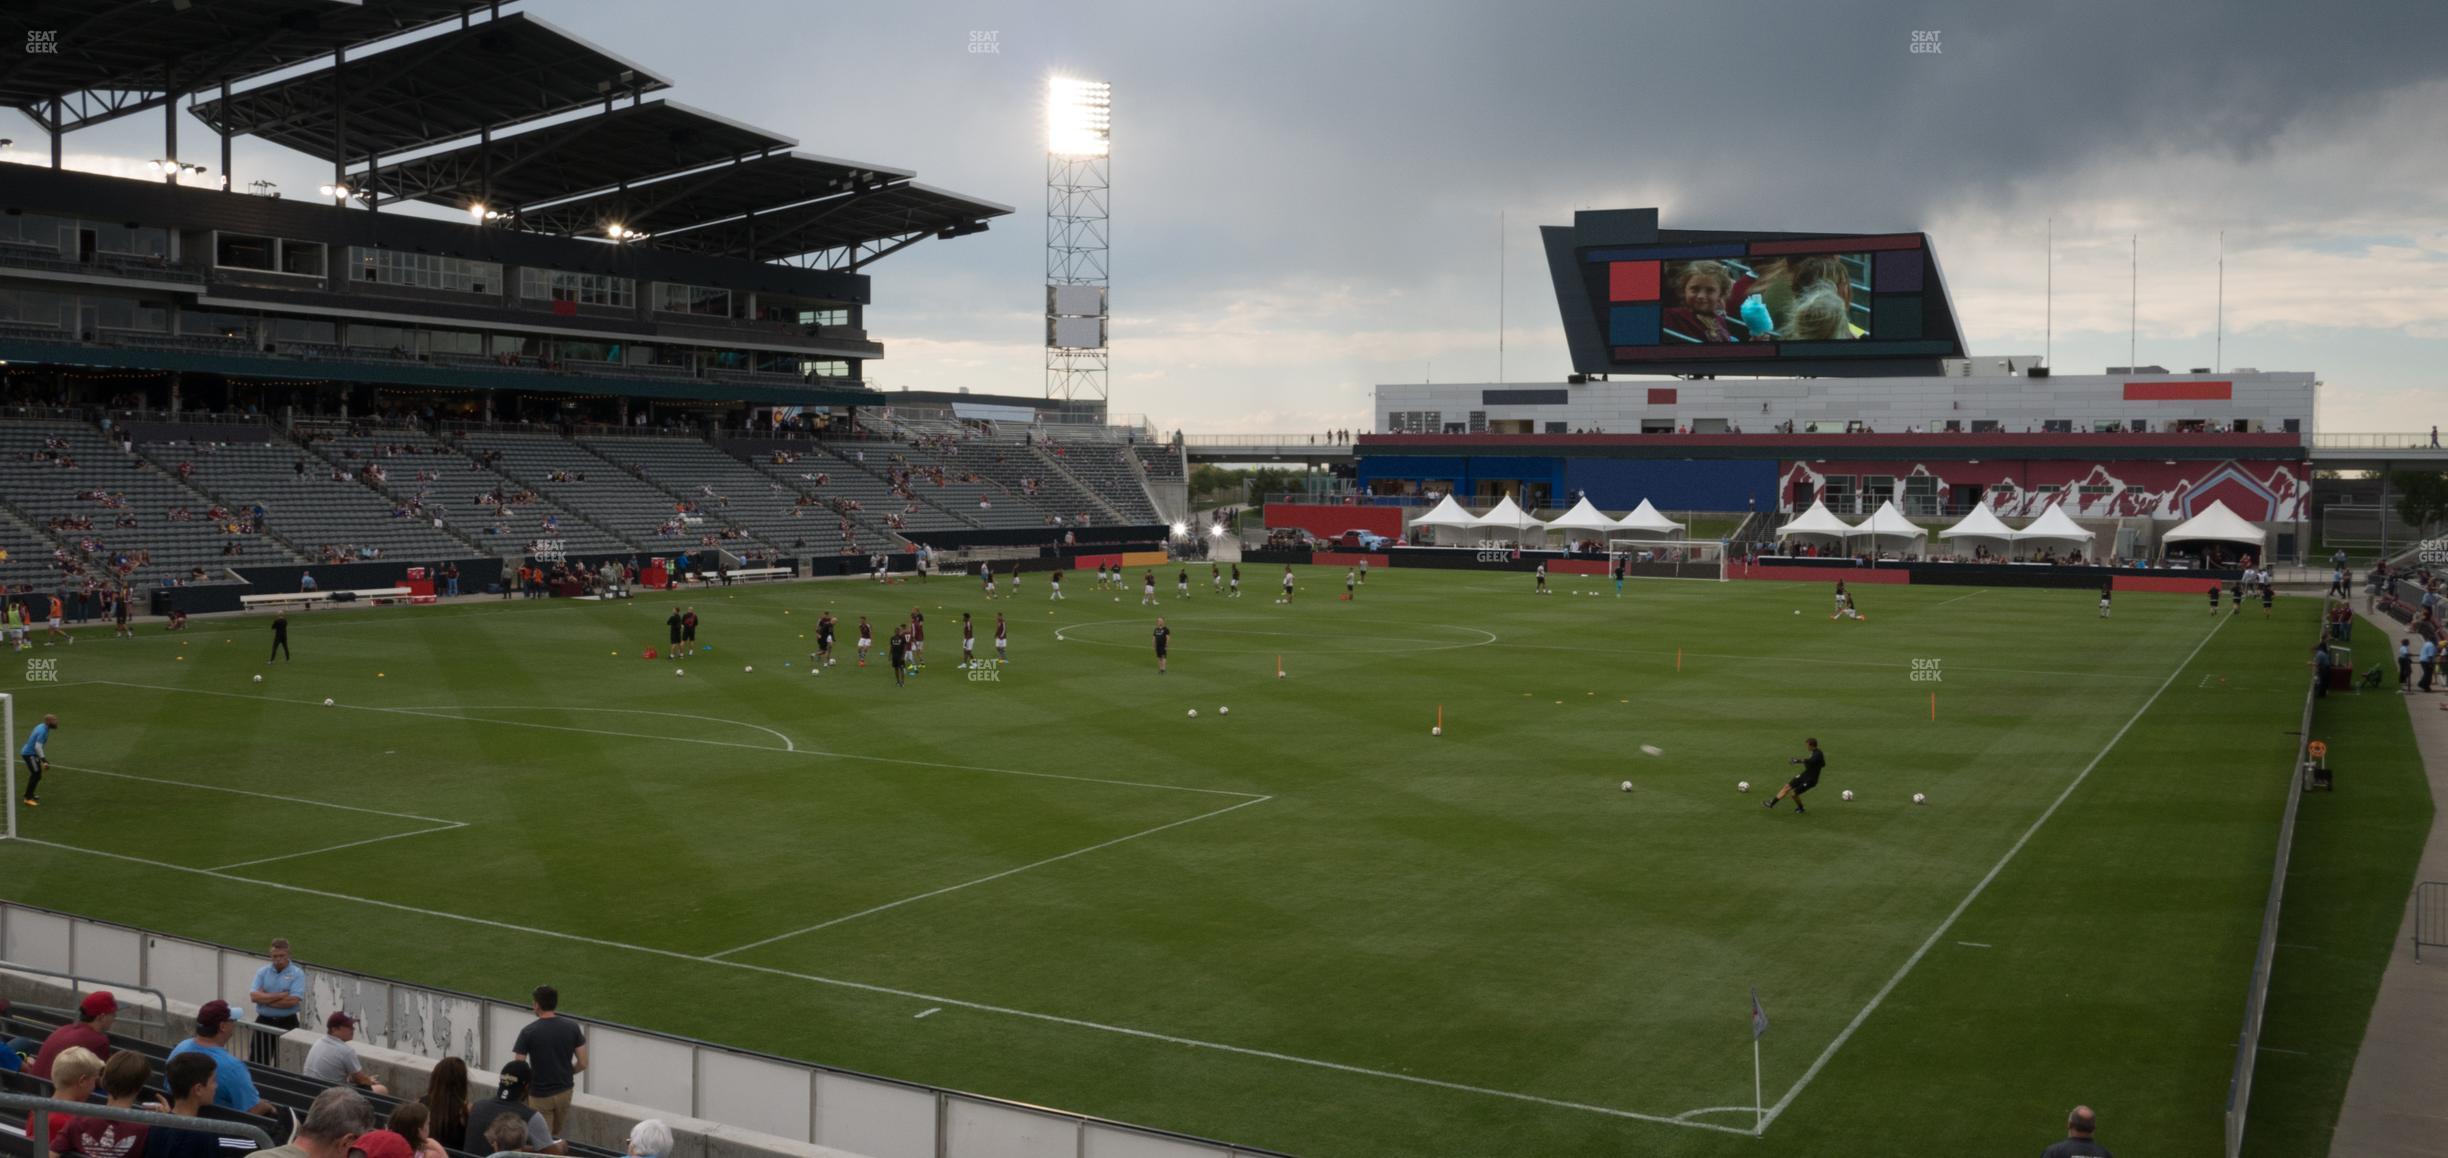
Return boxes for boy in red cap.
[28,990,116,1078]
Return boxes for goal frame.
[1604,539,1730,582]
[2,693,15,839]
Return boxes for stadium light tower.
[1045,77,1110,403]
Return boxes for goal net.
[1605,539,1728,582]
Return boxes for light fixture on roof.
[318,183,351,201]
[606,224,630,239]
[467,202,488,220]
[1047,76,1111,157]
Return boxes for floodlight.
[1169,520,1188,539]
[1208,525,1225,538]
[1047,77,1111,157]
[467,202,487,219]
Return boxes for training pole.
[1930,691,1935,721]
[1437,704,1444,731]
[1676,647,1682,672]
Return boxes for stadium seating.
[140,437,475,565]
[580,434,880,557]
[453,430,763,557]
[0,420,301,586]
[304,424,630,557]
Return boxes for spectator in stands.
[246,938,306,1064]
[53,1050,161,1158]
[144,1052,231,1158]
[27,989,116,1079]
[419,1057,473,1152]
[386,1103,448,1158]
[352,1131,414,1158]
[2042,1105,2113,1157]
[302,1011,387,1095]
[34,1045,102,1151]
[464,1060,559,1156]
[482,1114,532,1156]
[166,999,274,1116]
[626,1120,672,1158]
[257,1086,377,1158]
[512,985,587,1136]
[299,571,317,593]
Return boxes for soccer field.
[0,566,2313,1156]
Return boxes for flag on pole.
[1751,986,1770,1040]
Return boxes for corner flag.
[1751,986,1769,1039]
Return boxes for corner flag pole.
[1750,986,1769,1133]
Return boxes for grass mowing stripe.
[50,763,459,825]
[1754,612,2230,1133]
[207,822,468,871]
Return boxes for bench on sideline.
[237,586,412,611]
[676,566,794,584]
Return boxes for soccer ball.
[1639,744,1663,757]
[1431,725,1442,736]
[1913,792,1928,805]
[1737,780,1750,792]
[675,668,685,677]
[1619,780,1632,792]
[322,698,335,707]
[743,666,754,673]
[1841,789,1855,801]
[1187,708,1198,718]
[252,674,263,683]
[1793,610,1799,616]
[1218,706,1229,716]
[1277,671,1286,679]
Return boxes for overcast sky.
[14,0,2446,434]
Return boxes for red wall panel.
[2122,380,2232,401]
[1264,503,1404,539]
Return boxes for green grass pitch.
[0,566,2319,1156]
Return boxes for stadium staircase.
[299,423,632,558]
[1025,442,1132,525]
[0,419,306,586]
[451,429,750,557]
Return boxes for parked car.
[1334,529,1394,550]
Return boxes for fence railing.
[2222,625,2325,1157]
[1181,434,1355,448]
[0,1092,279,1153]
[2418,882,2448,963]
[0,901,1294,1158]
[2310,433,2448,451]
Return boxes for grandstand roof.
[646,180,1013,264]
[187,13,669,165]
[351,99,795,211]
[0,0,476,127]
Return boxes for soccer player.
[6,600,25,651]
[1612,555,1626,597]
[908,608,926,669]
[1280,565,1295,603]
[1357,557,1368,586]
[268,611,291,662]
[1211,564,1223,594]
[1176,568,1189,599]
[45,593,70,646]
[1832,581,1863,621]
[2098,580,2112,619]
[1230,563,1242,598]
[18,713,56,808]
[2261,580,2275,619]
[1765,737,1825,813]
[816,612,837,667]
[960,613,977,668]
[1094,563,1109,590]
[111,587,130,639]
[681,607,700,657]
[1142,572,1157,607]
[994,612,1008,664]
[1050,570,1065,600]
[2208,581,2221,615]
[1153,616,1171,674]
[1344,567,1357,600]
[1010,570,1023,599]
[1534,562,1548,595]
[666,607,684,660]
[981,561,996,600]
[856,615,874,667]
[888,626,909,687]
[2230,574,2246,616]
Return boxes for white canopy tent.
[1850,501,1928,547]
[2016,504,2098,547]
[1406,494,1482,545]
[1472,494,1545,543]
[2161,500,2266,548]
[1936,504,2017,557]
[1776,500,1857,543]
[1543,497,1620,545]
[1613,499,1687,538]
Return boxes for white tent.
[1850,500,1928,544]
[1776,500,1857,540]
[2016,504,2097,544]
[1937,503,2018,543]
[1544,496,1619,546]
[1407,494,1481,545]
[1613,499,1687,538]
[2162,500,2266,547]
[1473,494,1545,542]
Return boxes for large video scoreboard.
[1546,210,1966,377]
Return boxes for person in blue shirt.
[165,1000,273,1116]
[18,713,55,808]
[299,571,317,592]
[246,938,306,1065]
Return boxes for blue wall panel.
[1560,458,1778,512]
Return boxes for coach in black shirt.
[2042,1105,2113,1157]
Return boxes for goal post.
[3,692,14,840]
[1605,539,1729,582]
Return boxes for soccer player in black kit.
[1152,617,1170,674]
[268,612,290,663]
[1765,737,1825,813]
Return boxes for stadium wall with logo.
[1356,454,1771,511]
[1775,458,2309,520]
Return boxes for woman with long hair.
[389,1101,450,1158]
[422,1056,472,1152]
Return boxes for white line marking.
[1485,642,2169,682]
[389,705,797,752]
[1932,590,1984,607]
[7,838,1748,1136]
[914,1008,941,1019]
[86,681,1257,800]
[1955,941,1992,949]
[209,823,466,872]
[53,764,457,825]
[1754,614,2230,1134]
[1669,1105,1759,1122]
[2256,1045,2308,1056]
[1053,620,1498,655]
[710,795,1273,958]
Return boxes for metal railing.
[0,960,171,1029]
[2310,433,2448,451]
[2222,624,2326,1157]
[0,1092,279,1153]
[1180,434,1356,448]
[2418,882,2448,963]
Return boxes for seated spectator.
[32,1045,102,1151]
[256,1086,376,1158]
[165,999,273,1116]
[386,1104,448,1158]
[464,1061,561,1156]
[302,1012,387,1095]
[53,1049,161,1158]
[419,1057,472,1152]
[28,990,117,1078]
[625,1121,672,1158]
[144,1052,236,1158]
[482,1114,532,1156]
[351,1130,414,1158]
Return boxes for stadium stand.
[578,433,881,558]
[0,419,301,586]
[301,423,632,558]
[452,430,765,557]
[139,437,476,566]
[723,437,973,542]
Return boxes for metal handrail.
[0,1091,279,1152]
[2310,433,2448,450]
[0,961,172,1028]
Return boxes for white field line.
[1932,590,1985,607]
[913,1007,941,1019]
[709,795,1274,959]
[85,680,1259,800]
[388,705,797,752]
[1752,613,2230,1135]
[53,764,456,825]
[209,823,467,872]
[12,837,1752,1136]
[1487,641,2171,682]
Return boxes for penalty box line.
[43,763,468,873]
[1752,613,2233,1135]
[6,837,1754,1137]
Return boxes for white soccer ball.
[1793,609,1799,616]
[1737,780,1751,792]
[1619,780,1632,792]
[1841,789,1855,801]
[1277,670,1286,679]
[1639,744,1663,757]
[322,697,335,707]
[1431,725,1442,736]
[1913,792,1928,805]
[1218,706,1229,716]
[1187,708,1198,718]
[252,674,263,683]
[744,665,754,673]
[674,668,685,677]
